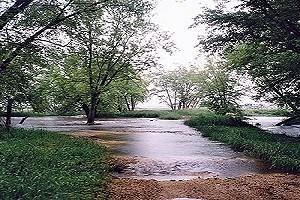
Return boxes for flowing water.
[14,116,271,181]
[247,116,300,137]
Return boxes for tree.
[44,0,164,124]
[0,0,123,129]
[227,43,300,114]
[0,48,46,130]
[0,0,112,72]
[195,0,300,115]
[154,67,201,110]
[199,59,242,115]
[0,0,33,30]
[96,77,149,114]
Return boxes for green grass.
[185,114,300,172]
[119,108,212,120]
[0,127,111,200]
[242,108,291,116]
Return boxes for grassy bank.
[118,109,212,120]
[185,114,300,173]
[242,108,291,116]
[0,128,111,199]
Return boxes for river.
[12,116,273,181]
[247,116,300,137]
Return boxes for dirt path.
[71,130,300,200]
[110,157,300,200]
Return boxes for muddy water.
[15,116,270,180]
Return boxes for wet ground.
[15,116,271,180]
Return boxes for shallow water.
[247,116,300,137]
[15,116,271,180]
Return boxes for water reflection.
[15,116,271,180]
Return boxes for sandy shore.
[109,173,300,200]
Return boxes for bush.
[159,112,182,120]
[119,108,212,119]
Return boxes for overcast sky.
[139,0,246,109]
[151,0,207,70]
[139,0,212,108]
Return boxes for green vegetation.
[0,127,111,199]
[119,109,212,120]
[197,0,300,115]
[243,108,291,117]
[154,63,242,115]
[1,0,172,127]
[185,114,300,172]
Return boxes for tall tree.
[199,59,242,115]
[195,0,300,115]
[48,0,165,124]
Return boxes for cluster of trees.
[2,0,299,130]
[0,0,172,129]
[194,0,300,116]
[154,60,242,115]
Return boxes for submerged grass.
[185,114,300,173]
[0,127,111,199]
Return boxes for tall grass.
[185,114,300,172]
[0,127,111,199]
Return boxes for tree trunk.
[5,98,13,131]
[124,96,131,111]
[87,94,97,124]
[82,103,90,117]
[130,96,136,111]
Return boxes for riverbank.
[109,173,300,200]
[185,114,300,173]
[0,127,111,199]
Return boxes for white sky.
[139,0,246,109]
[140,0,216,108]
[151,0,209,70]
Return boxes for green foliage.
[196,0,300,114]
[227,43,300,114]
[159,112,182,120]
[119,108,212,119]
[185,114,300,172]
[199,59,242,115]
[0,127,111,199]
[154,67,202,110]
[184,113,249,127]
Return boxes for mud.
[109,156,300,200]
[110,173,300,200]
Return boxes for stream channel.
[14,116,271,181]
